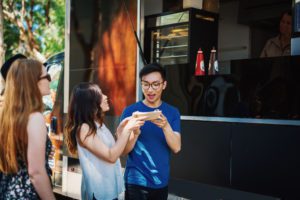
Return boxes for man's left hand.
[151,113,168,129]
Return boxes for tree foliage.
[2,0,65,61]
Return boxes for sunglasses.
[39,74,51,82]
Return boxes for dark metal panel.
[231,123,300,199]
[169,178,279,200]
[170,120,231,187]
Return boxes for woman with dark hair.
[0,59,55,199]
[65,82,145,200]
[260,10,292,57]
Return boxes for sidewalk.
[54,192,188,200]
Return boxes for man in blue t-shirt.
[120,63,181,200]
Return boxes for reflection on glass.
[42,53,64,187]
[151,24,189,65]
[295,0,300,32]
[156,11,189,26]
[43,63,62,113]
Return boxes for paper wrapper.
[132,110,162,121]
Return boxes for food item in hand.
[132,110,162,121]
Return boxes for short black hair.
[1,54,27,80]
[139,63,166,80]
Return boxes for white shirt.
[77,123,124,200]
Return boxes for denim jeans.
[125,183,168,200]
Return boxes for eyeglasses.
[141,81,163,90]
[39,74,51,82]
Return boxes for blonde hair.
[0,59,44,174]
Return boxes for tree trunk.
[2,0,46,62]
[0,0,5,67]
[0,0,6,91]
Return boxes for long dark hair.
[65,82,104,155]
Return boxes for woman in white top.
[65,82,145,200]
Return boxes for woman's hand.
[117,117,130,133]
[117,116,145,136]
[133,129,141,136]
[119,117,144,155]
[124,116,146,132]
[0,95,4,108]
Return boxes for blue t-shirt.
[120,101,181,189]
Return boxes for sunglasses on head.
[39,74,51,82]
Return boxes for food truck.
[48,0,300,199]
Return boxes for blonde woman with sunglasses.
[0,59,55,199]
